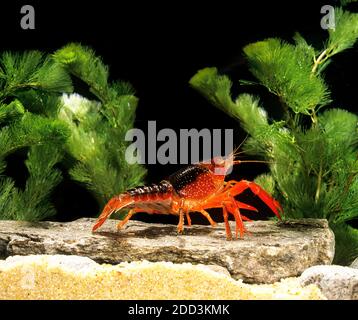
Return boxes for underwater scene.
[0,0,357,306]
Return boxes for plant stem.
[312,47,335,75]
[312,49,328,74]
[315,161,323,204]
[310,109,318,124]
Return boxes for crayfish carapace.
[92,153,283,239]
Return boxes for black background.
[1,0,357,224]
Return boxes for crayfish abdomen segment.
[127,180,173,201]
[123,180,175,212]
[92,181,175,232]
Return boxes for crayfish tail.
[92,195,133,232]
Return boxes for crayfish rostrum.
[92,153,283,239]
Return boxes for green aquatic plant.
[0,44,146,220]
[53,43,146,206]
[190,7,358,265]
[0,51,71,220]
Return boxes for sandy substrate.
[0,255,326,300]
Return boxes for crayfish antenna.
[92,194,133,232]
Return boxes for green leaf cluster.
[328,8,358,56]
[243,38,330,114]
[0,44,146,220]
[0,51,73,98]
[54,44,146,206]
[190,7,358,265]
[0,113,69,220]
[0,50,72,221]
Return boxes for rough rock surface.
[0,255,326,300]
[350,257,358,269]
[0,218,334,283]
[299,265,358,300]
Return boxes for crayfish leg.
[185,211,192,226]
[224,199,249,239]
[199,210,217,227]
[236,201,257,212]
[177,208,185,234]
[117,209,135,230]
[222,205,232,240]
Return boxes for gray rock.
[0,218,334,284]
[300,265,358,300]
[350,257,358,269]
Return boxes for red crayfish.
[92,152,283,239]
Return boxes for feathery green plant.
[54,44,146,206]
[0,44,146,220]
[0,51,71,220]
[190,7,358,265]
